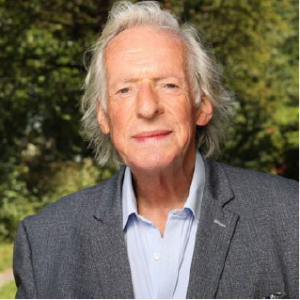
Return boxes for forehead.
[105,26,187,81]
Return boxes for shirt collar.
[122,166,138,230]
[122,151,205,229]
[183,151,205,221]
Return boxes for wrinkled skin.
[98,26,213,233]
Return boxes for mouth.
[132,130,173,142]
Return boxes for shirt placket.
[150,226,163,298]
[157,211,187,299]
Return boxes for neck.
[130,151,196,234]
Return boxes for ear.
[196,94,213,126]
[97,100,110,134]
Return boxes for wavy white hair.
[81,1,235,166]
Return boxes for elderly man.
[14,1,298,299]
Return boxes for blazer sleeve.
[13,220,37,299]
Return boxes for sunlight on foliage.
[0,0,298,240]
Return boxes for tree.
[167,0,298,176]
[0,0,298,239]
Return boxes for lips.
[132,130,172,141]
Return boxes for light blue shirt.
[122,152,205,299]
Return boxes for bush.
[0,159,116,240]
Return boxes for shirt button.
[153,253,161,261]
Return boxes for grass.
[0,281,17,299]
[0,243,15,298]
[0,243,13,273]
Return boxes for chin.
[126,151,177,172]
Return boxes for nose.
[136,82,161,119]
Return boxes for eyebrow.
[111,76,186,88]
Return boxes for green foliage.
[0,164,39,240]
[169,0,299,176]
[38,158,116,206]
[0,158,115,240]
[0,0,298,239]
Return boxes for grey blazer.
[13,157,299,299]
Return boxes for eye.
[118,87,130,94]
[165,83,178,89]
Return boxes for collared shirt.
[122,152,205,299]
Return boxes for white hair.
[81,1,235,166]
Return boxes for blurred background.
[0,0,298,297]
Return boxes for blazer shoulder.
[22,166,125,227]
[220,162,298,195]
[212,161,299,215]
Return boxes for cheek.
[165,99,195,132]
[175,111,197,146]
[107,104,132,149]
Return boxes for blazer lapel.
[84,157,239,299]
[187,158,240,299]
[86,167,134,299]
[89,222,134,299]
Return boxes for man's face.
[98,26,212,171]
